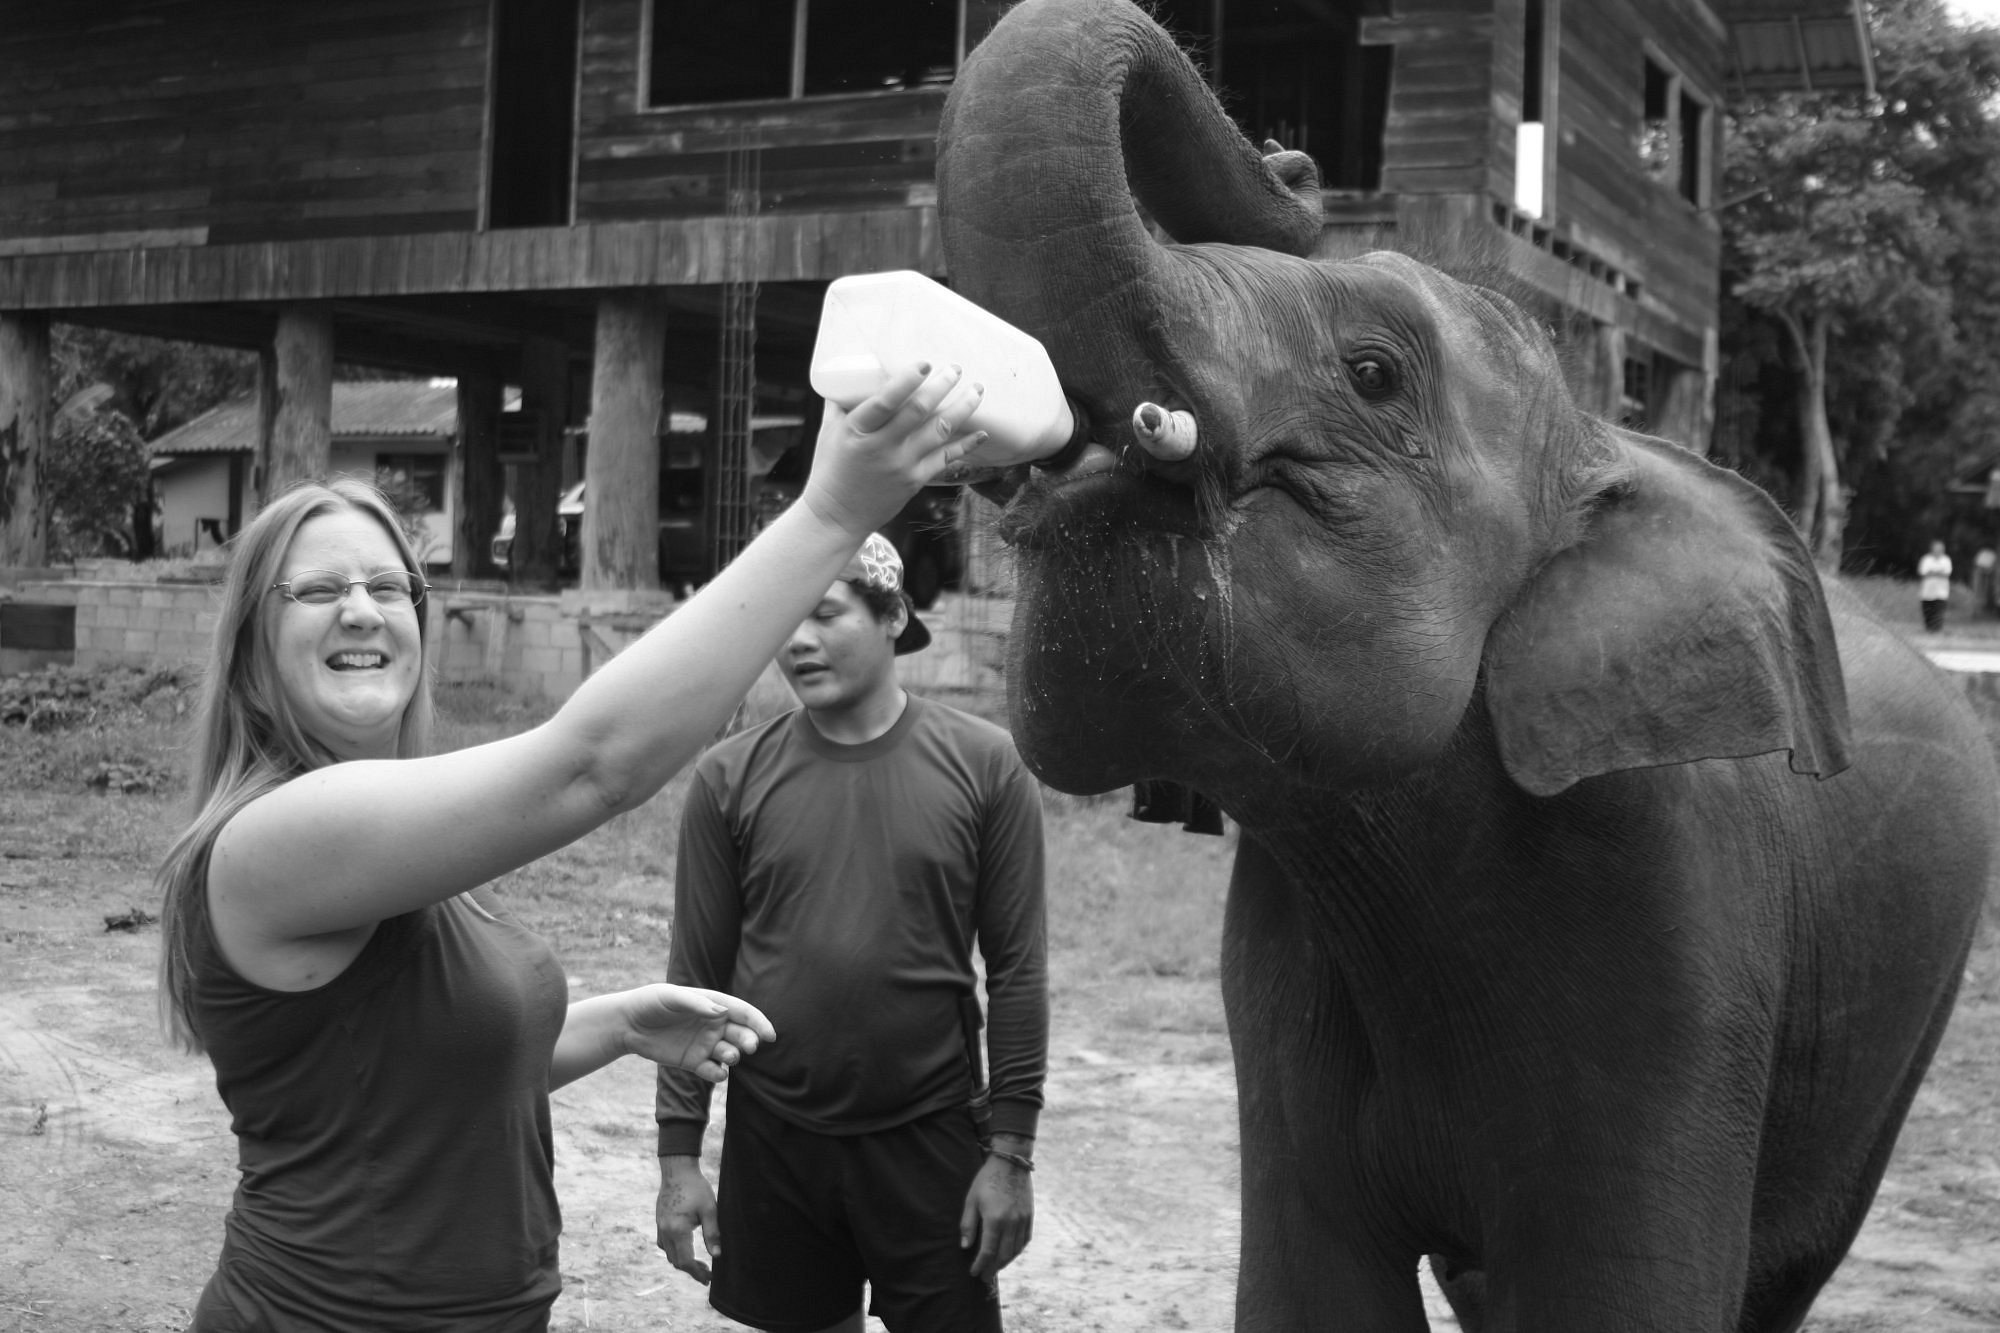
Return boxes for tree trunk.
[0,311,50,566]
[1782,312,1844,572]
[1803,317,1846,571]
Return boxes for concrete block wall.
[429,588,676,700]
[18,579,220,670]
[2,574,1004,712]
[1,578,671,704]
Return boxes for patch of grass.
[0,664,196,797]
[1041,790,1233,983]
[433,677,560,744]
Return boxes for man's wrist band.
[987,1148,1035,1172]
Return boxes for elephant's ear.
[1483,433,1851,798]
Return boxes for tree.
[44,327,255,559]
[51,326,256,441]
[42,391,149,559]
[1721,0,2000,570]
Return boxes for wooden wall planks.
[0,0,1731,375]
[0,212,944,311]
[574,0,944,224]
[1544,0,1725,339]
[0,0,490,249]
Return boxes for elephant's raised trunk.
[937,0,1322,450]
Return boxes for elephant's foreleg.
[1230,1109,1432,1331]
[1224,838,1431,1332]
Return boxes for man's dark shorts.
[711,1089,1002,1333]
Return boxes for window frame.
[1515,0,1560,219]
[374,451,449,514]
[1637,42,1712,210]
[639,0,969,112]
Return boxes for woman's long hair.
[156,477,437,1053]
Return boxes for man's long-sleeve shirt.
[656,695,1048,1154]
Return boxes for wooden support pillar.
[0,311,50,567]
[259,305,335,503]
[583,293,665,592]
[1591,319,1627,421]
[453,373,506,580]
[1650,355,1706,454]
[509,337,571,587]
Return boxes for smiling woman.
[266,511,428,763]
[145,358,994,1331]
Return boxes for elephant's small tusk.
[1132,402,1198,461]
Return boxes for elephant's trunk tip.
[1133,402,1198,462]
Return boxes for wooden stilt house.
[0,0,1871,585]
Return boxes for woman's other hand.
[624,984,777,1083]
[802,361,988,534]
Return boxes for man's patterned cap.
[837,532,931,655]
[838,531,904,594]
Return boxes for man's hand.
[657,1155,721,1285]
[958,1144,1034,1281]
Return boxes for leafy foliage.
[50,326,256,440]
[1719,0,2000,572]
[41,402,150,560]
[41,326,257,560]
[372,465,442,564]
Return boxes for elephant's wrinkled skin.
[936,2,1996,1329]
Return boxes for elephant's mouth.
[999,442,1209,550]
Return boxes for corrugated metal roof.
[1718,1,1875,96]
[149,380,461,456]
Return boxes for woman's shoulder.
[193,898,430,1005]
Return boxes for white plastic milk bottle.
[808,270,1077,469]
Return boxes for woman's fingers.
[928,373,985,443]
[715,997,775,1045]
[849,363,982,449]
[800,361,988,532]
[843,361,944,435]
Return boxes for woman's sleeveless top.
[189,892,567,1331]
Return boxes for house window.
[376,454,446,512]
[1678,88,1706,205]
[1641,58,1674,181]
[1620,355,1651,431]
[1516,0,1556,218]
[647,0,961,108]
[1640,53,1707,207]
[1150,0,1392,191]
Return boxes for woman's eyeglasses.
[271,570,429,607]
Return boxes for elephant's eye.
[1348,356,1398,401]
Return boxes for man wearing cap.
[655,532,1048,1333]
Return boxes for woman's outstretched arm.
[210,364,986,949]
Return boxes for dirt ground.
[2,778,1996,1331]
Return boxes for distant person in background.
[1919,539,1953,633]
[1975,546,1995,616]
